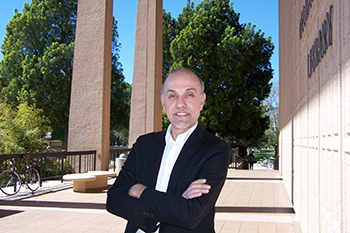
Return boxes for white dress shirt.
[137,123,197,233]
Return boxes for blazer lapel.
[145,132,165,188]
[166,125,205,193]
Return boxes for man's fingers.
[128,183,147,199]
[182,186,210,199]
[182,179,211,199]
[192,179,207,184]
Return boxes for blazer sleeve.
[134,139,231,230]
[106,137,160,233]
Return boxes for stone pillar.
[128,0,163,146]
[68,0,113,171]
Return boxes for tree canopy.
[110,18,131,145]
[261,80,279,147]
[163,0,274,151]
[0,0,130,145]
[0,0,77,142]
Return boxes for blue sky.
[0,0,278,84]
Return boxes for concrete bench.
[63,171,117,192]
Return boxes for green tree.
[163,10,179,78]
[0,101,51,153]
[110,19,131,145]
[0,0,76,142]
[0,0,130,144]
[262,80,279,147]
[163,0,274,152]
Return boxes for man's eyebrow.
[165,87,198,94]
[166,89,176,94]
[185,88,197,92]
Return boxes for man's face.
[161,71,206,137]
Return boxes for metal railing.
[229,148,244,169]
[0,151,96,185]
[0,147,131,186]
[109,147,131,171]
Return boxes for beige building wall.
[128,0,163,146]
[279,0,350,232]
[68,0,113,171]
[68,0,163,170]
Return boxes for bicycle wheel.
[267,163,274,170]
[256,161,262,168]
[0,170,21,196]
[25,168,40,192]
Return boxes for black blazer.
[107,125,231,233]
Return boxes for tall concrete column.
[68,0,113,171]
[128,0,163,146]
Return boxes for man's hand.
[128,184,147,199]
[182,179,211,200]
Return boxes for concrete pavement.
[0,169,302,233]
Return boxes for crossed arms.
[106,136,230,232]
[128,178,210,200]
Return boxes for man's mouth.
[175,112,189,116]
[173,108,191,117]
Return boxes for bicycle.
[256,157,274,170]
[0,155,41,196]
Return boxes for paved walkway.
[0,169,302,233]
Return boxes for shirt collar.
[165,123,198,144]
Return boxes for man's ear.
[200,93,206,109]
[161,96,165,110]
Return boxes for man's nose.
[176,95,186,107]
